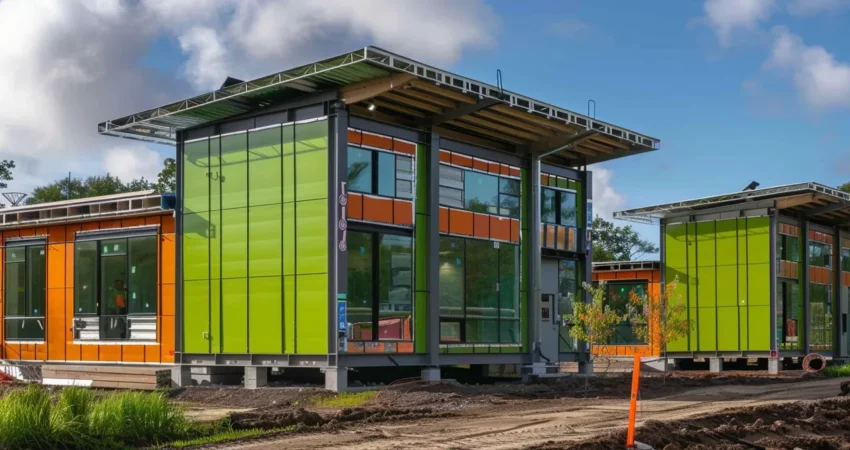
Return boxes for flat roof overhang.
[615,182,850,227]
[98,47,659,166]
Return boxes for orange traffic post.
[626,354,641,448]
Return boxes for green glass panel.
[248,127,282,206]
[747,264,771,306]
[716,265,738,307]
[295,274,328,354]
[665,223,687,269]
[221,133,248,210]
[347,232,373,334]
[697,266,716,308]
[209,137,221,210]
[499,244,519,321]
[4,260,25,316]
[249,276,282,354]
[715,219,738,266]
[74,241,98,314]
[100,248,128,339]
[283,203,295,275]
[415,143,427,215]
[28,246,46,318]
[716,307,739,351]
[222,278,248,353]
[748,305,770,351]
[210,210,221,280]
[415,292,427,353]
[696,221,715,267]
[746,217,770,264]
[556,177,568,189]
[221,208,248,279]
[284,275,295,353]
[183,280,209,353]
[282,124,295,204]
[182,212,210,281]
[210,280,221,353]
[128,236,157,315]
[249,205,282,277]
[183,139,209,213]
[738,305,749,350]
[665,266,689,352]
[378,235,413,340]
[295,199,327,274]
[439,237,464,318]
[347,146,373,194]
[295,120,328,201]
[414,217,426,292]
[697,308,717,351]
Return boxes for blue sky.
[3,0,848,256]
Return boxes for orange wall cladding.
[591,268,662,357]
[438,149,521,243]
[844,238,850,287]
[779,224,800,278]
[346,128,415,227]
[809,230,833,285]
[0,213,175,364]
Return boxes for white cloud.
[103,146,163,183]
[703,0,775,45]
[0,0,498,195]
[547,17,593,39]
[788,0,850,15]
[765,27,850,109]
[589,168,625,222]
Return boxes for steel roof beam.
[805,201,850,217]
[417,98,501,127]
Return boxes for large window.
[809,241,831,268]
[74,235,157,341]
[777,281,801,350]
[809,283,833,351]
[347,146,413,199]
[438,237,519,344]
[4,241,46,340]
[541,187,577,227]
[438,165,520,219]
[346,231,413,341]
[841,247,850,272]
[604,281,646,345]
[558,259,578,352]
[779,233,800,262]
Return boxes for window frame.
[346,145,414,201]
[73,231,159,342]
[345,227,414,342]
[603,280,648,345]
[438,162,521,220]
[3,238,47,341]
[541,186,578,227]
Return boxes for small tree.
[627,276,693,381]
[0,160,14,189]
[567,281,627,387]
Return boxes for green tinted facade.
[182,119,329,355]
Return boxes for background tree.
[566,281,626,388]
[26,174,153,205]
[591,216,658,262]
[154,158,176,194]
[839,181,850,194]
[627,276,693,381]
[0,160,14,189]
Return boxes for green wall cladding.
[664,217,771,353]
[414,143,428,353]
[181,119,329,355]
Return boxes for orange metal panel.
[21,344,35,360]
[99,219,121,230]
[80,345,99,361]
[121,217,145,227]
[99,345,121,362]
[393,199,413,226]
[397,342,415,353]
[47,226,65,244]
[843,272,850,286]
[4,344,21,360]
[393,139,416,155]
[145,344,161,363]
[556,225,566,250]
[510,219,520,243]
[439,150,451,163]
[500,164,510,176]
[161,235,176,285]
[595,272,617,281]
[449,209,473,236]
[161,215,175,234]
[363,195,394,224]
[568,227,576,251]
[19,228,36,237]
[347,193,363,220]
[81,221,99,231]
[161,316,175,363]
[361,131,393,150]
[487,162,501,174]
[145,216,162,226]
[65,243,75,288]
[162,284,176,317]
[47,244,65,289]
[509,167,520,178]
[122,345,145,363]
[65,224,82,242]
[545,225,556,248]
[472,158,488,172]
[47,288,66,361]
[451,153,473,168]
[473,213,490,239]
[541,174,550,186]
[36,344,47,361]
[439,207,449,233]
[348,129,362,146]
[490,216,511,242]
[64,287,80,361]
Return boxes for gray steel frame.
[427,131,441,366]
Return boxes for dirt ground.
[172,372,850,450]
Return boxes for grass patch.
[0,385,195,449]
[823,363,850,377]
[159,426,294,449]
[310,391,378,408]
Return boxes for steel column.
[528,157,541,362]
[328,101,347,360]
[769,213,778,353]
[837,227,845,356]
[802,219,810,353]
[175,129,184,355]
[427,132,441,366]
[580,170,593,364]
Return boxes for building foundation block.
[709,358,723,373]
[421,367,441,384]
[324,367,348,392]
[244,367,268,389]
[767,358,780,375]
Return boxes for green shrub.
[0,386,54,449]
[823,363,850,378]
[311,391,378,408]
[88,391,192,446]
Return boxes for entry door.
[540,258,560,362]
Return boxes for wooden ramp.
[42,365,171,390]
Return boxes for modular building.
[591,260,661,358]
[615,183,850,372]
[0,192,176,366]
[98,47,660,389]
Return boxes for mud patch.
[229,406,451,431]
[535,396,850,450]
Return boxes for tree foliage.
[627,276,692,355]
[0,160,13,189]
[566,281,627,358]
[154,158,176,194]
[591,216,658,262]
[839,181,850,194]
